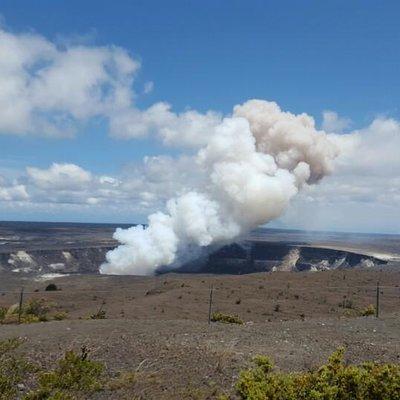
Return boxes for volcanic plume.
[100,100,339,275]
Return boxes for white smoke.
[100,100,339,275]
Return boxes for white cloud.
[9,162,150,212]
[339,117,400,175]
[0,27,139,137]
[109,102,223,147]
[322,110,352,133]
[24,163,124,206]
[276,116,400,233]
[26,163,92,190]
[0,26,222,145]
[0,175,29,201]
[99,176,120,186]
[0,183,29,201]
[143,81,154,94]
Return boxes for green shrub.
[235,348,400,400]
[362,304,376,316]
[24,299,50,318]
[45,283,58,291]
[211,312,243,325]
[25,346,104,399]
[0,338,35,400]
[0,307,6,322]
[0,339,106,399]
[53,311,68,321]
[1,299,55,324]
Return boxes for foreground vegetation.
[1,338,160,399]
[0,299,68,324]
[2,337,400,399]
[234,348,400,400]
[211,311,243,325]
[0,339,103,400]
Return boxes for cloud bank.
[0,27,140,137]
[281,116,400,233]
[0,26,223,143]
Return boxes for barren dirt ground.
[1,269,400,399]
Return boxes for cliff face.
[174,242,388,274]
[0,247,113,274]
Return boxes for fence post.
[375,282,380,318]
[208,284,214,325]
[18,287,24,324]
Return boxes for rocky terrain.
[0,269,400,399]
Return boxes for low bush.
[235,348,400,400]
[0,338,35,400]
[1,299,52,324]
[211,312,243,325]
[53,311,68,321]
[339,298,354,309]
[45,283,58,291]
[362,304,376,316]
[25,346,104,399]
[24,299,50,320]
[0,339,106,399]
[89,309,106,320]
[0,307,6,322]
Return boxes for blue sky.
[4,1,400,115]
[0,1,399,233]
[2,0,400,169]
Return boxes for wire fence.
[1,278,399,325]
